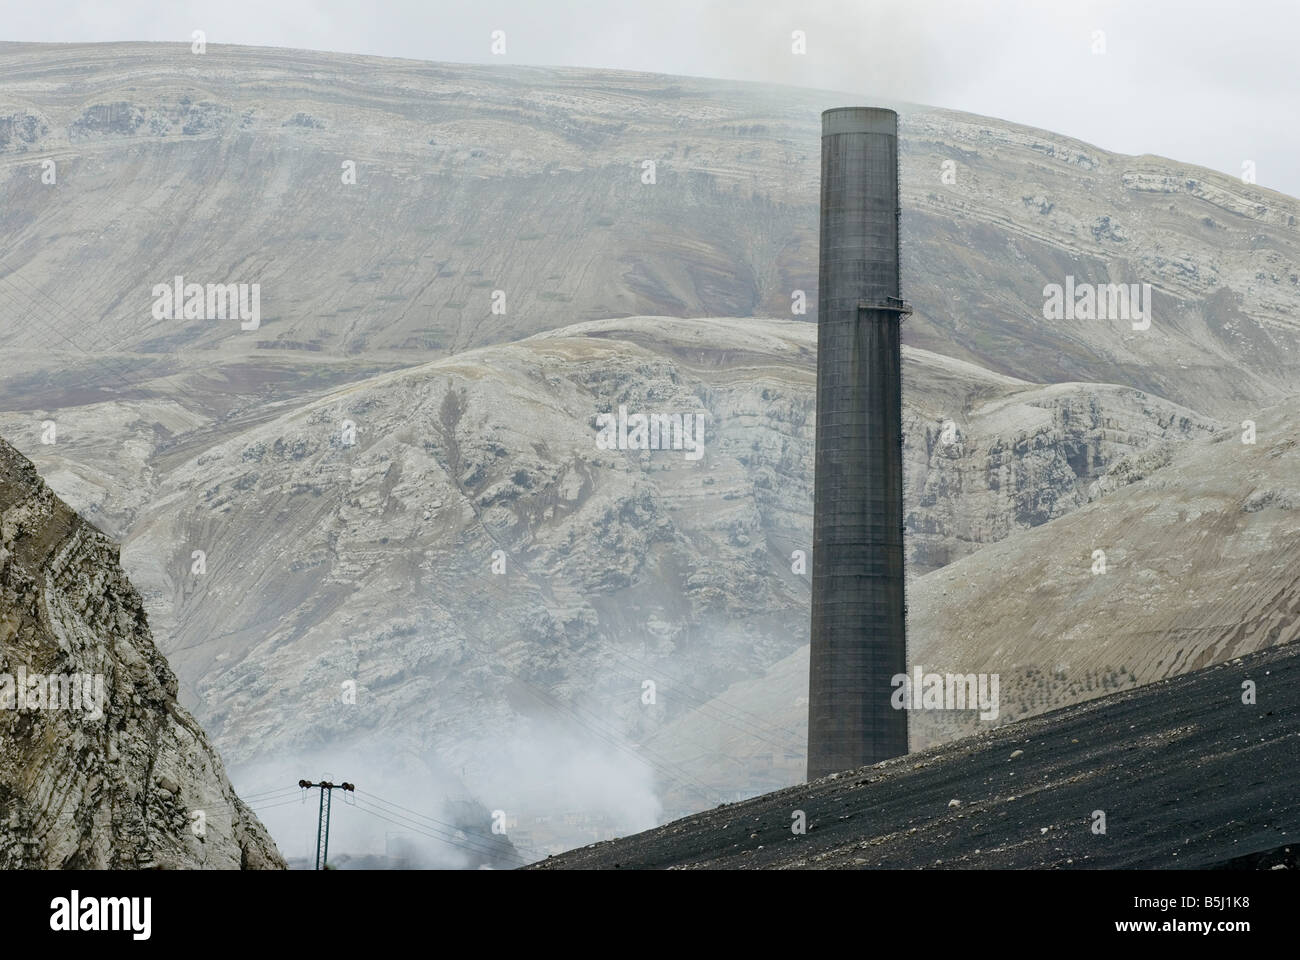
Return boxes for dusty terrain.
[2,42,1298,418]
[1,42,1297,858]
[533,642,1300,869]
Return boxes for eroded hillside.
[1,43,1298,418]
[0,437,283,868]
[0,43,1296,853]
[645,394,1300,803]
[0,317,1229,835]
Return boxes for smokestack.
[806,107,909,779]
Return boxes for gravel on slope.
[531,642,1299,869]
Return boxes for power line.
[350,802,508,863]
[247,795,309,813]
[298,779,355,870]
[353,800,526,864]
[348,799,529,867]
[355,790,542,863]
[241,785,303,802]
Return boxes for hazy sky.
[5,0,1298,195]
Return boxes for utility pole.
[298,779,355,869]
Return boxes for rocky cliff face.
[19,316,1212,838]
[0,438,283,868]
[0,43,1295,854]
[904,374,1219,572]
[645,395,1300,804]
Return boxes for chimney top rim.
[822,107,898,136]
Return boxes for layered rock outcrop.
[0,438,283,868]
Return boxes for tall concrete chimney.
[806,107,909,779]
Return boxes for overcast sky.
[5,0,1298,195]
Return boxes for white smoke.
[230,705,663,869]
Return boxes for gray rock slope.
[1,42,1298,419]
[0,437,284,868]
[645,393,1300,804]
[4,317,1223,832]
[0,42,1296,854]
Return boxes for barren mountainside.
[645,392,1300,802]
[0,42,1297,856]
[0,316,1246,825]
[1,42,1299,418]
